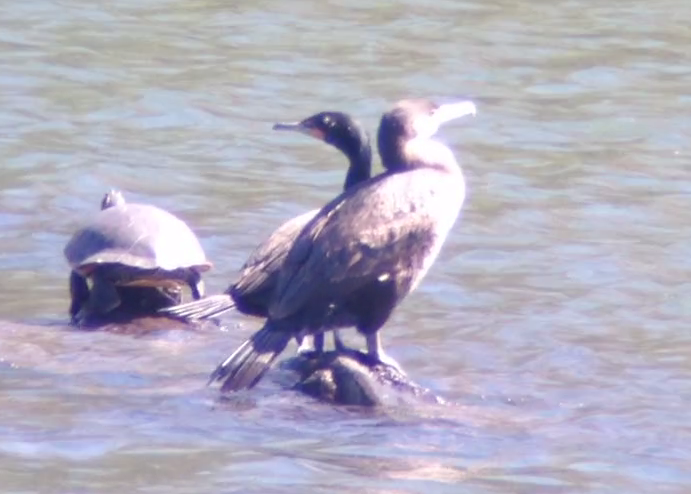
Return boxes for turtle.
[64,190,212,325]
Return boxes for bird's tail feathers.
[208,323,292,392]
[158,295,236,321]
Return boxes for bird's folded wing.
[232,210,317,296]
[269,200,434,320]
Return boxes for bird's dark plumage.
[210,98,476,392]
[160,112,372,323]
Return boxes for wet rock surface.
[282,349,445,407]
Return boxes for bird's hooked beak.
[413,100,477,139]
[272,121,326,141]
[432,100,477,126]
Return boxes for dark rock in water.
[282,349,445,407]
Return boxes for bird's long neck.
[377,118,414,172]
[342,139,372,190]
[380,136,461,174]
[378,137,408,172]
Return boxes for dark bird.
[209,98,477,392]
[160,111,372,351]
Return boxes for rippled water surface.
[0,0,690,492]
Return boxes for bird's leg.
[332,329,348,352]
[365,333,406,375]
[296,334,324,355]
[313,333,325,353]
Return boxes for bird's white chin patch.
[404,139,458,168]
[412,116,441,140]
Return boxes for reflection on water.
[0,0,690,492]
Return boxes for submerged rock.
[282,349,445,407]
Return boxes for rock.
[282,349,445,406]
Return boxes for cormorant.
[208,98,477,391]
[160,111,372,352]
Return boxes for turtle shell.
[64,201,211,277]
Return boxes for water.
[0,0,690,492]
